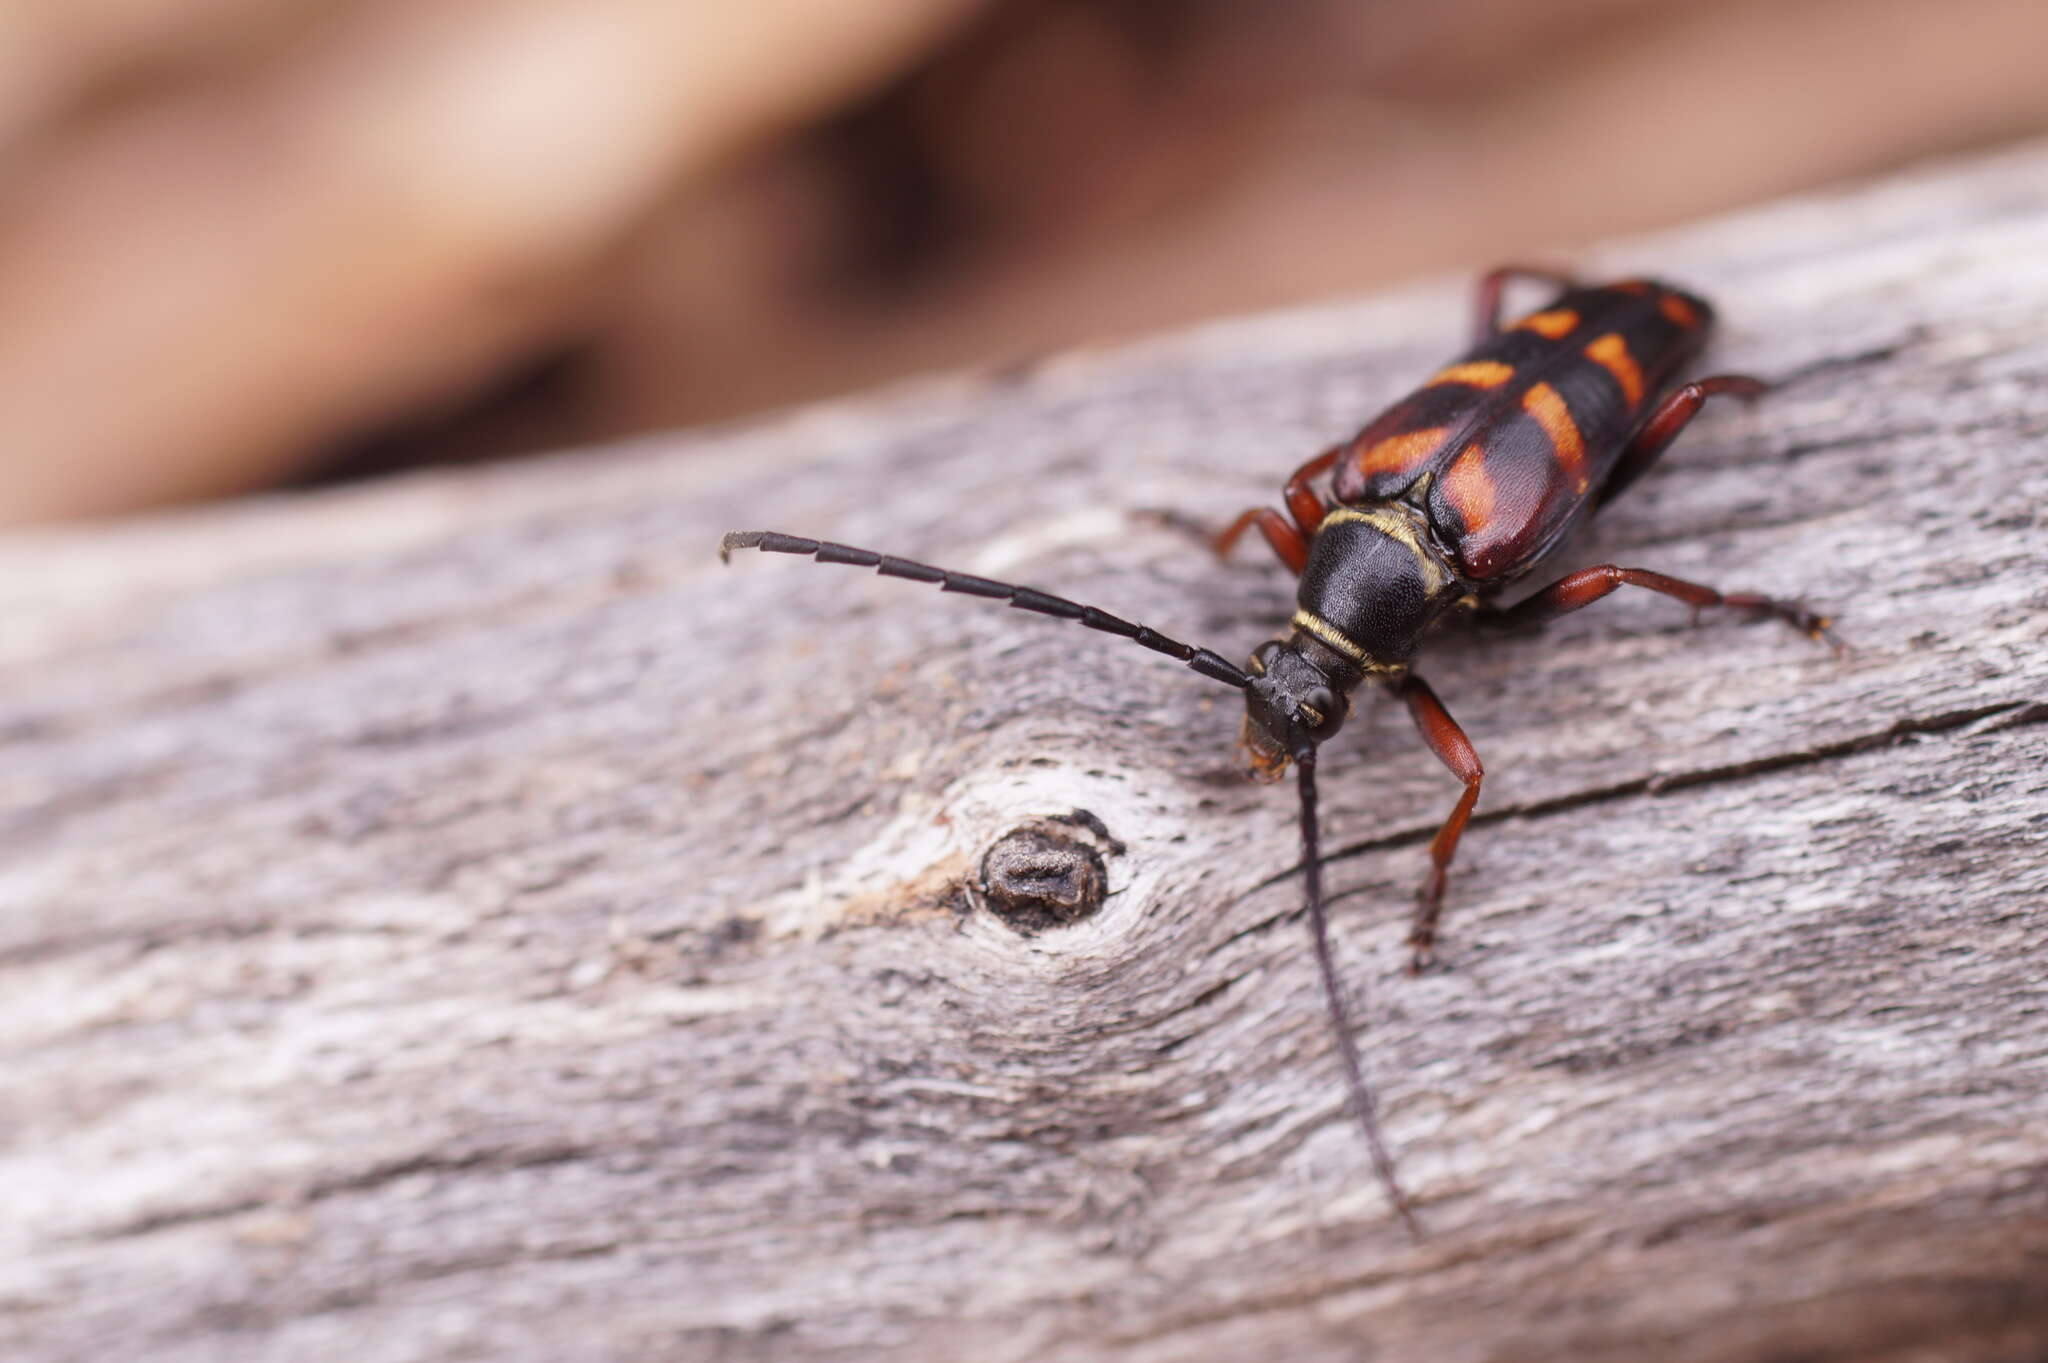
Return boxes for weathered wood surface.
[4,142,2048,1363]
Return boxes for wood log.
[4,140,2047,1363]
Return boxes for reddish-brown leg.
[1487,564,1838,646]
[1213,445,1340,574]
[1395,674,1484,973]
[1473,265,1577,341]
[1213,508,1308,573]
[1281,447,1339,537]
[1597,373,1766,508]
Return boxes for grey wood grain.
[3,140,2047,1363]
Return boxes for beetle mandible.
[720,267,1838,1234]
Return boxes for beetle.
[720,267,1836,1234]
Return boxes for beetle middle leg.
[1394,674,1484,973]
[1213,445,1341,574]
[1485,564,1838,645]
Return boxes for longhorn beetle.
[720,268,1837,1235]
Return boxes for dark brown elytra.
[719,267,1839,1236]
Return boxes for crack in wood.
[1370,698,2037,868]
[1225,699,2045,929]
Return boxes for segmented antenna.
[1296,748,1422,1237]
[723,528,1416,1232]
[720,530,1253,689]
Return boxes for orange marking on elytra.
[1355,426,1448,477]
[1612,279,1651,295]
[1443,443,1498,531]
[1584,332,1644,406]
[1659,292,1700,328]
[1521,382,1589,492]
[1429,360,1515,389]
[1512,308,1579,339]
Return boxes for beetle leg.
[1473,265,1577,340]
[1213,445,1340,573]
[1280,444,1341,537]
[1394,674,1484,973]
[1485,564,1839,647]
[1597,373,1766,508]
[1213,509,1308,574]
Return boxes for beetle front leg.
[1486,564,1839,647]
[1213,445,1340,574]
[1395,673,1484,973]
[1213,509,1308,573]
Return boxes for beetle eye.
[1297,687,1342,739]
[1249,641,1283,675]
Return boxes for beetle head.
[1241,640,1347,780]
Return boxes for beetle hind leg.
[1473,265,1578,341]
[1597,373,1767,509]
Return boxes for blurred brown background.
[2,0,2045,526]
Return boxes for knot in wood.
[973,811,1124,935]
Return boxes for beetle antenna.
[1296,746,1423,1238]
[721,530,1253,689]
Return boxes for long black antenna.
[724,529,1415,1229]
[721,531,1253,689]
[1296,748,1422,1237]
